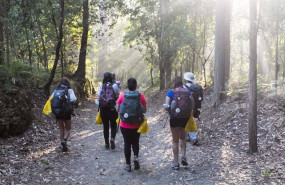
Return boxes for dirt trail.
[1,88,285,184]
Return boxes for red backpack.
[170,87,192,119]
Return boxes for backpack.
[185,84,203,119]
[170,87,192,119]
[119,91,144,123]
[51,85,71,117]
[99,83,116,108]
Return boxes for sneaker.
[110,140,115,149]
[181,157,188,166]
[125,164,131,172]
[172,163,180,170]
[134,159,140,170]
[61,139,68,152]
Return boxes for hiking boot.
[134,159,140,170]
[110,139,115,149]
[125,164,131,172]
[172,163,180,170]
[181,157,188,166]
[61,139,68,152]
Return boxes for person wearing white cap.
[183,72,198,145]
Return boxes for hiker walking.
[164,76,194,170]
[116,78,147,172]
[97,72,120,149]
[51,77,77,152]
[183,72,203,145]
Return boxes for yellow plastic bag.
[43,96,53,115]
[95,111,103,124]
[116,117,120,125]
[185,114,197,132]
[137,117,149,134]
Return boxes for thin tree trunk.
[24,27,32,67]
[4,0,10,66]
[61,48,64,77]
[36,16,48,69]
[214,0,231,105]
[159,0,166,90]
[0,0,4,65]
[249,0,258,153]
[224,0,232,86]
[275,0,279,90]
[73,0,89,81]
[150,66,154,86]
[44,0,64,95]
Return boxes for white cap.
[184,72,196,83]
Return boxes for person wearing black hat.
[97,72,120,149]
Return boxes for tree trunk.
[36,16,48,69]
[0,0,4,65]
[214,0,231,104]
[249,0,258,153]
[203,63,207,87]
[159,0,167,90]
[275,0,279,90]
[4,0,10,66]
[97,0,106,79]
[73,0,89,81]
[44,0,64,95]
[24,27,32,67]
[224,0,232,86]
[150,66,154,86]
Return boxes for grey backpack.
[119,91,144,123]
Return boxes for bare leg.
[171,127,179,165]
[64,120,71,139]
[179,127,186,158]
[58,120,65,140]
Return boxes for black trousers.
[121,127,140,164]
[100,108,118,145]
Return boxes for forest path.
[1,89,284,184]
[37,95,214,185]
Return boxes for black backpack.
[51,85,71,117]
[185,84,203,119]
[119,91,144,124]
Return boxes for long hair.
[174,76,183,88]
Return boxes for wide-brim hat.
[184,72,196,83]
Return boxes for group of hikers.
[49,71,203,172]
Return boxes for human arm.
[116,93,124,112]
[140,94,147,113]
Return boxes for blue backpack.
[119,91,144,124]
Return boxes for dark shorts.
[55,113,71,120]
[170,118,188,128]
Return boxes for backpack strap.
[183,85,192,97]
